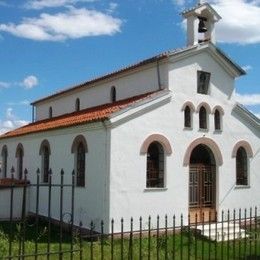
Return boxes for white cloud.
[174,0,185,6]
[255,113,260,118]
[22,75,39,89]
[242,65,252,72]
[178,0,260,44]
[24,0,95,9]
[7,100,30,106]
[0,8,122,41]
[235,93,260,106]
[211,0,260,44]
[107,2,118,13]
[0,81,10,89]
[0,108,29,135]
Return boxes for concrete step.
[195,222,248,241]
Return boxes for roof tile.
[0,91,156,139]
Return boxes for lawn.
[0,220,260,259]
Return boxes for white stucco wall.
[0,123,110,231]
[0,187,29,220]
[108,51,260,232]
[35,62,168,121]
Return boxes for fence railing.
[0,168,259,259]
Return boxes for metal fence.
[0,168,259,259]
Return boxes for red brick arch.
[183,137,223,166]
[140,134,172,155]
[232,140,253,158]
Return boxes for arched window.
[1,145,8,178]
[236,147,248,185]
[49,107,53,119]
[214,109,221,130]
[184,106,191,128]
[111,86,116,102]
[146,142,164,188]
[71,135,88,187]
[16,144,24,180]
[199,106,207,129]
[76,142,85,187]
[39,140,51,183]
[75,98,80,112]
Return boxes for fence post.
[21,168,28,260]
[8,170,15,260]
[110,219,114,260]
[148,216,151,260]
[139,217,142,260]
[165,215,168,260]
[35,168,40,260]
[59,169,64,260]
[101,220,104,260]
[70,170,75,260]
[47,168,52,260]
[120,218,124,260]
[156,215,160,260]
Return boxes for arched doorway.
[189,144,216,223]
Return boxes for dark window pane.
[214,110,221,130]
[199,106,207,129]
[111,87,116,102]
[236,147,248,185]
[77,142,85,187]
[75,98,80,111]
[43,146,50,183]
[197,71,211,94]
[184,106,191,128]
[146,142,164,188]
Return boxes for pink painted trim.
[181,101,196,112]
[212,105,224,115]
[232,140,253,158]
[71,135,88,153]
[196,102,211,113]
[140,134,172,155]
[15,143,24,158]
[183,137,223,166]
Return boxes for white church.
[0,2,259,232]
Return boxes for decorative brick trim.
[196,102,211,113]
[183,137,223,166]
[15,143,24,158]
[71,135,88,154]
[181,101,196,112]
[232,140,253,158]
[212,105,224,115]
[39,139,51,155]
[140,134,172,155]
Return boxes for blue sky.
[0,0,259,133]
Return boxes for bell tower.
[182,1,221,46]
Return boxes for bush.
[0,229,8,258]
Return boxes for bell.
[198,18,207,33]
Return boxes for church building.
[0,2,259,232]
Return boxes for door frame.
[189,163,217,223]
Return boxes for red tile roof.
[0,92,157,139]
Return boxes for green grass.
[0,221,260,259]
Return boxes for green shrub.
[0,229,8,258]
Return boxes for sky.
[0,0,259,134]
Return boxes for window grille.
[184,106,191,128]
[236,147,248,185]
[77,142,85,187]
[197,71,211,94]
[199,106,207,129]
[214,109,221,130]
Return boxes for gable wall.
[108,52,260,232]
[35,63,168,121]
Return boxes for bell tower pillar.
[182,2,221,46]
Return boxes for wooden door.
[189,164,216,223]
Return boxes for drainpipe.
[156,59,162,90]
[32,105,35,123]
